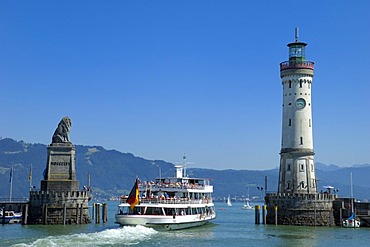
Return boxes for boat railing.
[120,197,212,205]
[139,183,206,190]
[280,61,314,71]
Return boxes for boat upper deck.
[119,196,213,206]
[139,177,213,193]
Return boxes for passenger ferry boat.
[115,156,216,230]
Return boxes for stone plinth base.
[265,193,337,226]
[45,144,76,181]
[27,190,91,225]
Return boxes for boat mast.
[350,172,354,213]
[9,166,13,202]
[88,173,91,190]
[183,154,187,177]
[29,164,33,191]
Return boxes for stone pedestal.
[265,193,336,226]
[41,143,79,192]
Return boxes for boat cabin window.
[145,207,163,215]
[118,206,130,215]
[164,208,177,216]
[179,208,186,215]
[186,208,191,215]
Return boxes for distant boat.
[227,195,232,207]
[241,187,253,210]
[0,209,22,224]
[342,213,360,228]
[342,172,360,228]
[241,199,253,210]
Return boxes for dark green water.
[1,202,369,247]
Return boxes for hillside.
[0,138,369,201]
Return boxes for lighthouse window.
[309,119,311,127]
[289,81,292,88]
[289,119,291,126]
[287,182,291,189]
[299,80,303,88]
[308,82,311,89]
[300,137,303,145]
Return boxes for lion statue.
[52,117,72,144]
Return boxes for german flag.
[127,179,139,209]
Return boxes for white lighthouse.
[278,28,317,194]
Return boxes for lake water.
[1,201,369,247]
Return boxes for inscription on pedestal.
[48,153,73,180]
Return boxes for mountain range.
[0,138,369,201]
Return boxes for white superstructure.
[115,157,216,230]
[278,28,317,194]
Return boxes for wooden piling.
[262,205,266,224]
[95,203,100,224]
[255,205,260,224]
[102,203,108,223]
[274,205,278,225]
[22,204,28,225]
[91,203,95,220]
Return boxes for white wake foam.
[13,225,158,247]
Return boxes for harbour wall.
[27,190,91,225]
[265,193,336,226]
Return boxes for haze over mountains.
[0,138,369,201]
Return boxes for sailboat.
[227,195,232,207]
[342,213,360,228]
[342,172,360,228]
[241,187,253,210]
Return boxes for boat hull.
[342,219,360,228]
[116,215,212,230]
[115,213,215,230]
[0,211,22,224]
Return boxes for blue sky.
[1,1,369,170]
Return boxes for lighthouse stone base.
[265,193,337,226]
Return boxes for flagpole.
[29,164,33,191]
[9,166,13,202]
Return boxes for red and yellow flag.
[127,179,139,209]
